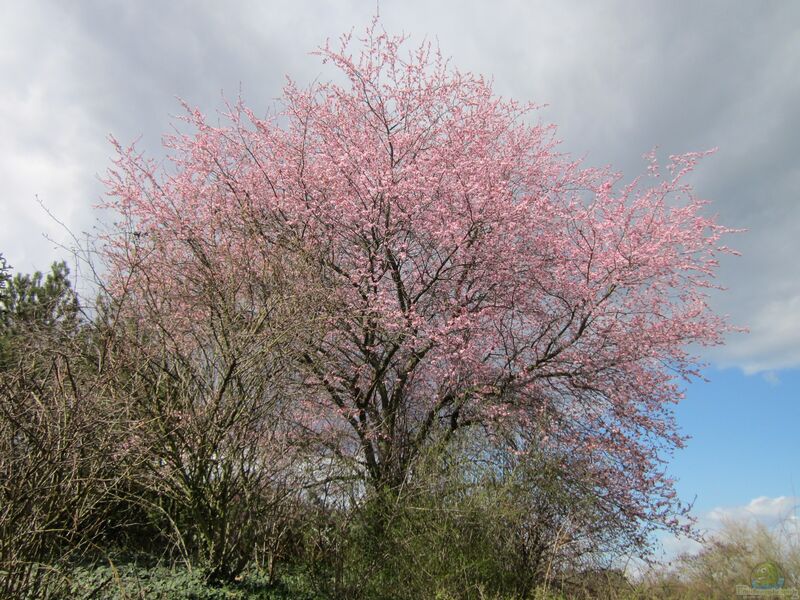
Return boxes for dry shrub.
[0,309,137,597]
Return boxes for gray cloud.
[1,0,797,372]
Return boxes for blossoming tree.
[102,23,735,545]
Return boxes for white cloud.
[707,496,800,527]
[655,496,800,565]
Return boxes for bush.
[637,517,800,599]
[0,262,137,598]
[293,433,642,600]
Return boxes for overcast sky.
[2,0,799,557]
[3,1,798,375]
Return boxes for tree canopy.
[100,22,735,549]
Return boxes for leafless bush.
[99,231,331,583]
[0,314,138,598]
[636,516,800,599]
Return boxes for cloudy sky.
[2,0,798,554]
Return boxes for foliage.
[65,563,323,599]
[0,259,78,366]
[0,260,76,328]
[288,434,671,599]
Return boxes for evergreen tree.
[0,256,79,367]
